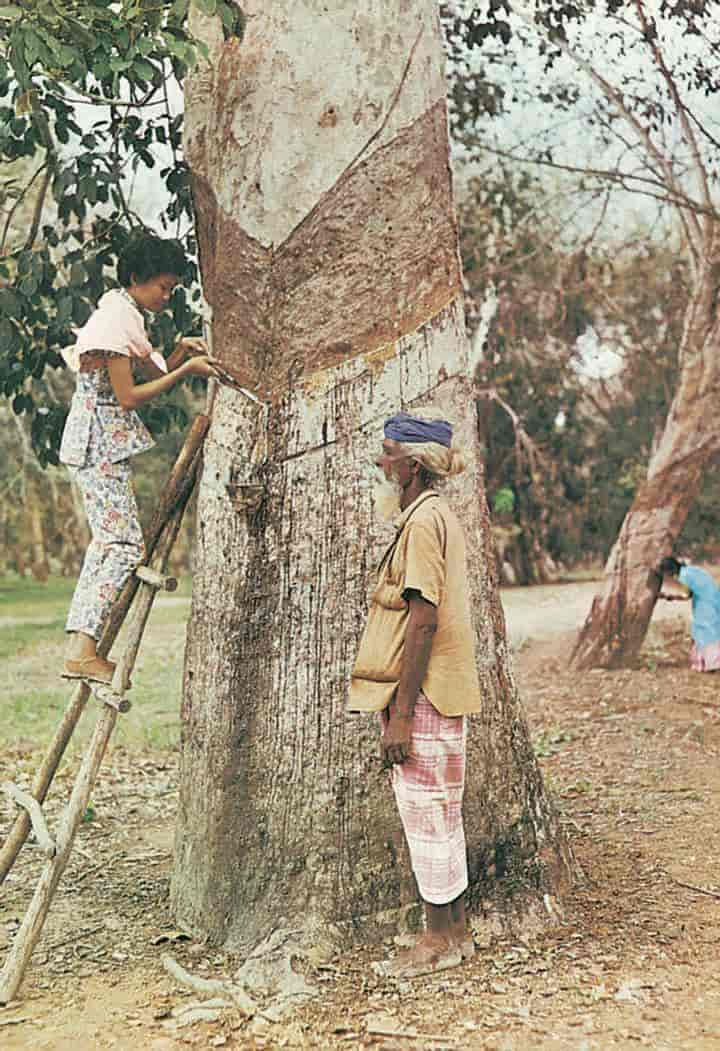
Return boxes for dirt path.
[500,578,688,648]
[2,593,719,1050]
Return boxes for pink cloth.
[61,289,167,374]
[690,640,720,672]
[382,693,468,905]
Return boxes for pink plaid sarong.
[382,693,468,905]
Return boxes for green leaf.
[164,36,190,62]
[195,0,218,15]
[23,29,41,67]
[72,298,91,325]
[69,261,86,286]
[132,58,157,82]
[0,288,21,315]
[0,317,18,350]
[57,44,78,69]
[56,295,74,323]
[18,275,38,296]
[93,57,111,80]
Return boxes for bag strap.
[376,491,440,576]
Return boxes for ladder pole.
[0,705,118,1005]
[0,683,89,885]
[143,415,210,554]
[2,785,55,858]
[0,441,207,1002]
[0,415,210,887]
[113,447,204,693]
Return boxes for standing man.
[349,411,482,979]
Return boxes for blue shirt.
[678,565,720,648]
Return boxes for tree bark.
[572,232,720,669]
[172,0,574,953]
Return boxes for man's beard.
[373,474,403,522]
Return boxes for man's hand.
[381,711,413,767]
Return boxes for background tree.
[0,0,232,572]
[171,0,574,955]
[448,0,720,666]
[0,0,228,462]
[459,166,595,584]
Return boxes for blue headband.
[384,412,453,449]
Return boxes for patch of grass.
[0,575,77,617]
[533,728,573,757]
[0,617,69,661]
[0,574,192,755]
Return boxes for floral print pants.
[66,458,144,640]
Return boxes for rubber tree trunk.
[572,232,720,670]
[172,0,575,952]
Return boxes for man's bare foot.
[395,930,475,959]
[373,934,462,979]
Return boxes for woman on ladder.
[59,231,219,686]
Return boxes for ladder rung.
[89,683,132,714]
[2,784,55,858]
[135,566,178,592]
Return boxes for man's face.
[376,440,413,486]
[373,441,413,521]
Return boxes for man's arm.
[381,590,437,766]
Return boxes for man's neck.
[400,480,430,511]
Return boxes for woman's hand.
[166,337,208,373]
[176,336,208,359]
[183,355,221,380]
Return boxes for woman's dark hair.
[659,556,683,577]
[117,232,187,287]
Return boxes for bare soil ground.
[2,586,720,1050]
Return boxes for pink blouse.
[61,288,167,374]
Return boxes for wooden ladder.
[0,414,209,1004]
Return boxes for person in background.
[349,410,482,979]
[657,556,720,672]
[59,231,219,685]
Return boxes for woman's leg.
[65,459,144,667]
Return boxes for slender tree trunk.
[572,232,720,669]
[28,480,49,583]
[172,0,574,953]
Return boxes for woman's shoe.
[61,656,116,685]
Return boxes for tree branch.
[512,1,706,254]
[22,103,57,251]
[0,163,48,254]
[465,138,716,220]
[632,0,713,240]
